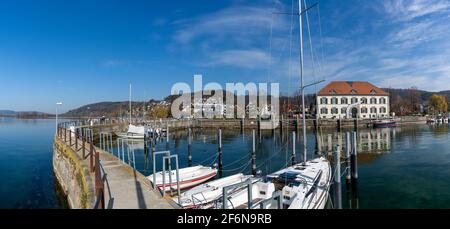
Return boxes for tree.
[428,94,448,114]
[149,105,170,119]
[409,86,420,114]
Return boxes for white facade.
[317,95,390,119]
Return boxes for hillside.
[61,88,450,118]
[0,110,17,116]
[62,100,162,118]
[384,88,450,104]
[0,110,52,118]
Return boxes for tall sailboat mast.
[129,83,132,124]
[298,0,307,163]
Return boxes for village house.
[317,81,390,119]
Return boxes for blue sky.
[1,0,449,113]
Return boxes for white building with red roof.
[317,81,390,119]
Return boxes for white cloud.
[383,0,450,22]
[165,0,450,92]
[172,6,281,45]
[205,49,271,69]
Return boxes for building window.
[331,97,338,105]
[320,97,328,105]
[351,89,358,94]
[351,97,358,104]
[320,108,328,114]
[361,98,368,104]
[331,107,338,114]
[370,97,377,104]
[361,107,368,114]
[370,107,377,113]
[380,107,387,113]
[341,98,348,104]
[380,98,386,104]
[341,107,347,114]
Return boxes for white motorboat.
[148,165,217,192]
[175,173,254,209]
[214,180,276,209]
[267,157,331,209]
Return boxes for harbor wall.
[145,116,428,130]
[52,137,96,209]
[82,116,427,137]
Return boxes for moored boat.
[175,173,254,209]
[214,179,276,209]
[148,165,217,192]
[372,119,398,128]
[267,157,331,209]
[116,124,148,139]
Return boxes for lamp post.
[56,102,63,132]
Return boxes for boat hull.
[176,174,254,209]
[148,166,218,192]
[372,120,398,128]
[156,172,217,191]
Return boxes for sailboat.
[267,157,331,209]
[116,84,149,139]
[269,0,331,209]
[218,0,332,209]
[215,179,276,209]
[175,173,255,209]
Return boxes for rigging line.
[267,1,276,85]
[220,159,252,173]
[195,153,219,165]
[287,0,295,108]
[222,155,253,169]
[256,140,291,170]
[317,1,326,83]
[304,0,318,95]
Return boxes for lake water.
[0,118,67,209]
[1,118,449,209]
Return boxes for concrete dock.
[53,127,176,209]
[99,151,175,209]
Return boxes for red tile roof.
[318,81,389,96]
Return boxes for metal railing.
[56,124,105,209]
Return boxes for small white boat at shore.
[148,165,217,192]
[175,173,254,209]
[267,157,331,209]
[116,124,147,139]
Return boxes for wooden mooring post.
[292,132,296,165]
[334,145,342,209]
[252,129,256,175]
[351,132,359,180]
[345,132,351,183]
[188,128,193,166]
[218,129,223,171]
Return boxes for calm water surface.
[1,118,449,209]
[0,118,67,208]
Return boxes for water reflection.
[107,123,450,208]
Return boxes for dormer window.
[330,89,337,95]
[350,89,358,94]
[370,89,377,95]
